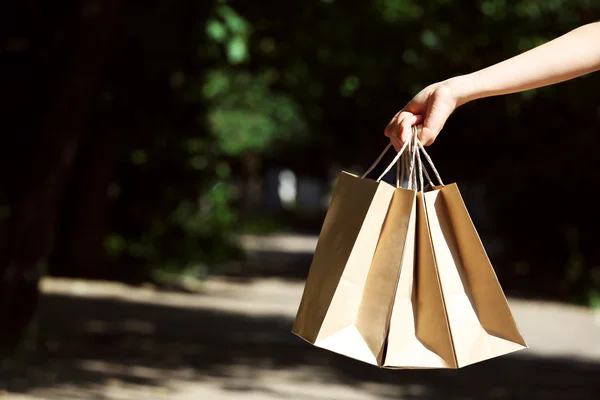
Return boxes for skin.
[385,21,600,150]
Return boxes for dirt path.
[1,275,599,400]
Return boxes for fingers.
[383,111,402,138]
[384,111,422,151]
[384,111,403,151]
[389,134,402,151]
[398,115,419,146]
[419,126,437,147]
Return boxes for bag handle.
[416,135,424,192]
[362,126,426,190]
[401,125,445,190]
[360,139,411,185]
[399,126,432,190]
[361,124,444,189]
[417,139,444,187]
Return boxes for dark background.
[1,1,599,398]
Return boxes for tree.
[0,0,121,354]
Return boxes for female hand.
[384,80,460,150]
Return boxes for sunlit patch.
[278,169,297,208]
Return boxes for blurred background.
[1,0,600,399]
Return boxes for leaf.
[340,75,360,97]
[216,162,231,179]
[206,19,227,43]
[421,30,440,50]
[375,0,423,23]
[203,70,230,99]
[203,69,306,156]
[218,5,250,36]
[227,36,248,64]
[104,234,127,257]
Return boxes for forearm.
[448,22,600,106]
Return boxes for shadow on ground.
[215,235,585,304]
[1,289,598,400]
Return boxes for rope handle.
[399,125,445,190]
[360,124,445,190]
[400,126,433,189]
[360,137,412,187]
[417,140,444,187]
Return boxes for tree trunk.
[51,124,121,280]
[0,0,121,356]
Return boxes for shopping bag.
[292,142,413,365]
[382,189,458,368]
[358,177,417,366]
[381,138,456,369]
[416,141,528,368]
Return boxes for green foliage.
[87,0,314,282]
[203,69,307,155]
[201,2,308,156]
[33,0,598,304]
[589,289,600,310]
[206,2,251,64]
[375,0,423,22]
[223,0,600,304]
[340,76,360,98]
[104,234,127,258]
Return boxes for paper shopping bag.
[292,144,410,365]
[383,190,457,369]
[358,187,418,366]
[421,171,527,368]
[383,135,526,369]
[380,138,456,369]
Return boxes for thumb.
[421,89,456,146]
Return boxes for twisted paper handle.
[360,137,411,187]
[417,140,444,187]
[361,124,445,190]
[402,125,445,190]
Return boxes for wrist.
[444,74,478,107]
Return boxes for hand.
[385,80,460,150]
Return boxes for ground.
[1,235,600,399]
